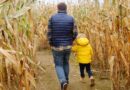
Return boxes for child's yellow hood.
[76,38,89,46]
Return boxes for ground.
[35,50,111,90]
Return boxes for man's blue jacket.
[47,10,77,47]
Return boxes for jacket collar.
[58,10,67,14]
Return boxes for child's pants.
[79,63,93,78]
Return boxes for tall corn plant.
[18,0,130,90]
[72,0,130,89]
[0,0,42,90]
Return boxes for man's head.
[57,2,67,11]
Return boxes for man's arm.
[72,19,78,40]
[47,17,53,46]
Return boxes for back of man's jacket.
[48,11,77,47]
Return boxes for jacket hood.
[76,38,89,46]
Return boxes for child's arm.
[71,45,78,60]
[72,39,78,51]
[72,45,78,52]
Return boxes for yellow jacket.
[72,38,93,64]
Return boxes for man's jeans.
[52,49,71,83]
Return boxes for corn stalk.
[0,0,44,90]
[37,1,130,90]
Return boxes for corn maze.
[0,0,130,90]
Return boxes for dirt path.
[36,50,111,90]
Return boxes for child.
[72,33,95,87]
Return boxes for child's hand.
[73,53,76,57]
[73,40,77,45]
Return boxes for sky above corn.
[37,0,104,5]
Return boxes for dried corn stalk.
[38,1,130,90]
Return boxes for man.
[47,2,77,90]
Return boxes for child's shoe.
[90,78,95,87]
[80,77,86,83]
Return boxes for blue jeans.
[52,49,71,84]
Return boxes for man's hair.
[57,2,67,11]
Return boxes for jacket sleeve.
[47,17,53,46]
[72,45,78,52]
[72,18,78,40]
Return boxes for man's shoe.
[67,80,69,84]
[61,82,68,90]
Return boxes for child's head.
[76,33,89,45]
[77,33,86,38]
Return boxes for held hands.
[72,40,77,45]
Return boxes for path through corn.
[35,50,111,90]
